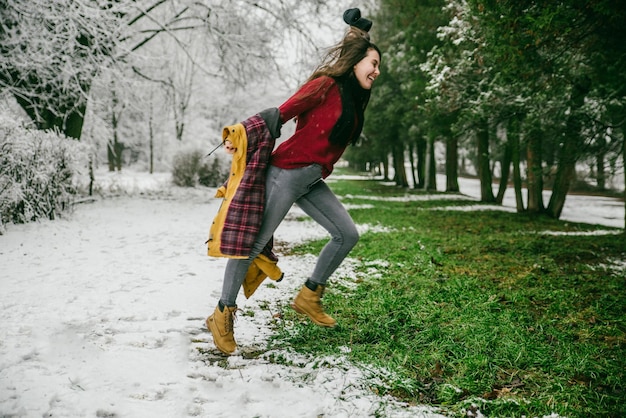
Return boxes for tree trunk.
[596,146,606,190]
[107,137,124,172]
[509,116,525,212]
[107,142,115,172]
[477,119,495,202]
[14,93,86,140]
[496,140,512,204]
[382,152,390,181]
[392,141,408,187]
[149,101,155,174]
[546,153,575,219]
[107,113,124,171]
[88,156,94,196]
[526,124,544,213]
[424,135,437,191]
[115,141,123,171]
[107,89,124,172]
[416,136,426,188]
[547,77,590,219]
[408,142,418,189]
[607,104,625,231]
[426,138,437,192]
[64,106,87,139]
[446,134,459,192]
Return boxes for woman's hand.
[224,140,237,155]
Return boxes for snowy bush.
[171,149,228,187]
[198,157,228,187]
[0,114,88,227]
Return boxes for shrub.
[198,157,228,187]
[171,149,228,187]
[0,115,87,227]
[171,149,202,187]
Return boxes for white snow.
[451,176,625,229]
[1,169,622,417]
[0,171,444,418]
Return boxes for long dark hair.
[307,27,381,83]
[300,27,381,146]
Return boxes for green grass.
[271,176,626,417]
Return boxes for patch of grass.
[273,177,626,417]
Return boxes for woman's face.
[353,48,381,90]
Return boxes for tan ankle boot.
[291,282,337,328]
[206,303,237,355]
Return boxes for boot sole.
[206,316,236,355]
[290,303,337,328]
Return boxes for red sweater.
[272,76,352,178]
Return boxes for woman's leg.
[219,164,323,306]
[289,180,358,328]
[295,180,359,286]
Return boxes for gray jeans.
[219,164,359,306]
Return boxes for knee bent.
[343,226,360,249]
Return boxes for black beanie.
[343,8,372,32]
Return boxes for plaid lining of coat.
[219,114,276,257]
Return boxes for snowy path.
[0,188,443,418]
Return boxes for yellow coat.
[208,123,248,259]
[207,123,282,298]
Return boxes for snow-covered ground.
[0,172,445,418]
[451,175,624,229]
[0,170,622,418]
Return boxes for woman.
[207,9,381,355]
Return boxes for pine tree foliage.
[362,0,625,225]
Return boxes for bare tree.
[1,0,343,141]
[0,0,123,138]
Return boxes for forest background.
[1,1,625,417]
[1,0,625,228]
